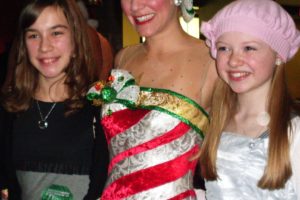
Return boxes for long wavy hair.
[1,0,101,115]
[200,63,299,189]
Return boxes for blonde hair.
[200,64,296,189]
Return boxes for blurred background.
[0,0,299,99]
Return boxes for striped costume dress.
[87,69,209,200]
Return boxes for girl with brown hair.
[0,0,109,199]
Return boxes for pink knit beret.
[201,0,300,62]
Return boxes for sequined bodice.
[88,69,209,200]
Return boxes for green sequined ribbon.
[41,184,73,200]
[138,87,209,139]
[86,79,136,106]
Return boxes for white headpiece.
[175,0,195,23]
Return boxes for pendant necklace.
[36,100,57,129]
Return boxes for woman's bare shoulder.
[189,37,210,53]
[114,44,143,69]
[184,38,213,66]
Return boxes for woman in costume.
[87,0,217,199]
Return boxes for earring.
[174,0,182,6]
[275,58,282,66]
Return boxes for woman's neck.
[144,34,190,57]
[144,19,187,54]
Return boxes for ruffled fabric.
[87,69,140,108]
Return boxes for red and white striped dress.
[90,70,209,200]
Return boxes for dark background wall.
[0,0,123,54]
[0,0,23,53]
[86,1,122,53]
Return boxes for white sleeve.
[290,116,300,198]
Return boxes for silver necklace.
[36,100,57,129]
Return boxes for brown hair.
[1,0,102,115]
[200,64,298,189]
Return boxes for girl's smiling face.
[25,6,73,83]
[216,31,278,95]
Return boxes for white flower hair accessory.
[181,0,195,23]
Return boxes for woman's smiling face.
[121,0,178,37]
